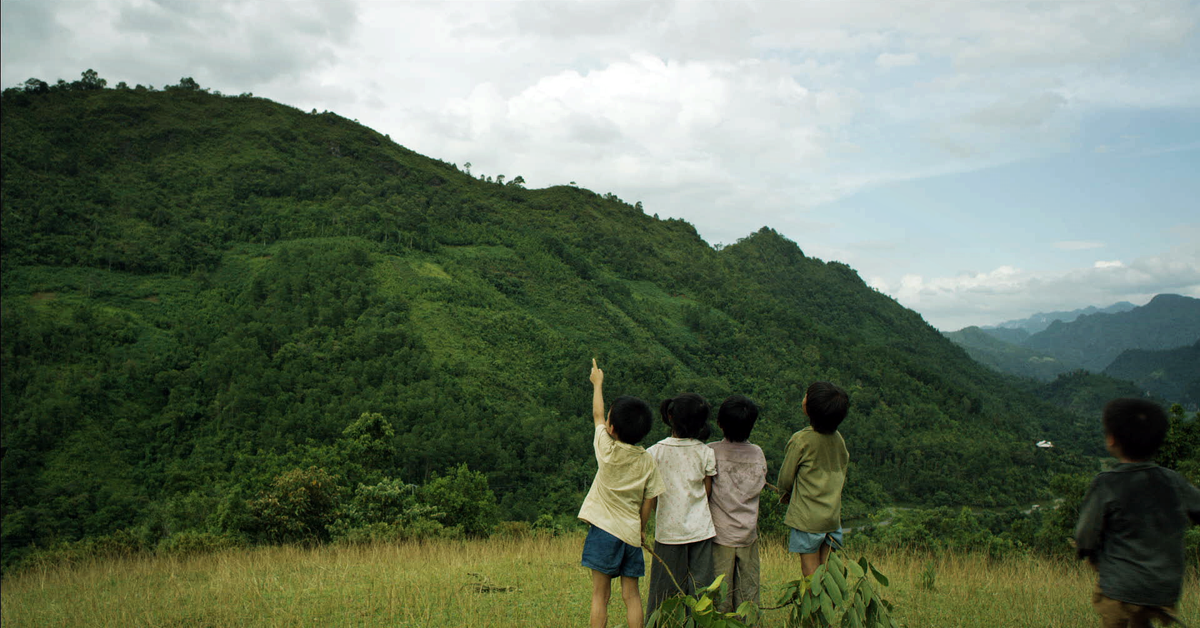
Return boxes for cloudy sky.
[4,0,1199,330]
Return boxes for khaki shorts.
[1092,585,1177,628]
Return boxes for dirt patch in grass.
[31,292,57,302]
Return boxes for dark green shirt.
[1074,462,1200,607]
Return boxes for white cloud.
[883,245,1200,330]
[2,0,1198,330]
[876,52,919,69]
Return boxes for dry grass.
[2,536,1196,627]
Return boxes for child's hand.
[590,358,604,386]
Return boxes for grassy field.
[2,535,1197,627]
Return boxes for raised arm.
[590,358,605,428]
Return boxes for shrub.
[418,463,498,538]
[495,521,532,539]
[16,529,148,572]
[246,466,345,544]
[156,531,244,557]
[327,478,448,543]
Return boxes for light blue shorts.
[788,528,844,554]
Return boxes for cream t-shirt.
[578,425,666,547]
[648,437,717,544]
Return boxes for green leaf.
[848,558,865,579]
[694,596,712,613]
[811,569,825,596]
[706,573,726,594]
[827,576,845,607]
[830,560,849,595]
[821,594,835,623]
[869,563,889,587]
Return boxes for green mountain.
[1023,294,1200,372]
[941,327,1079,381]
[1031,370,1156,422]
[988,301,1136,334]
[1,75,1098,565]
[1103,340,1200,409]
[977,326,1030,345]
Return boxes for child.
[708,395,767,613]
[777,381,850,576]
[1075,398,1200,628]
[578,359,664,628]
[645,392,718,620]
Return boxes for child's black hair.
[610,395,653,445]
[1102,398,1168,461]
[660,393,711,441]
[717,395,759,442]
[805,381,849,434]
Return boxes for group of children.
[578,359,850,628]
[578,359,1200,628]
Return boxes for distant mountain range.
[987,301,1137,334]
[945,294,1200,407]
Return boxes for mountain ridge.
[1,75,1098,566]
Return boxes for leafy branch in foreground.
[646,573,759,628]
[645,544,897,628]
[774,550,899,628]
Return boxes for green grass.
[4,535,1196,627]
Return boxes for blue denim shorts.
[581,525,645,578]
[788,528,844,554]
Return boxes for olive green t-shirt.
[777,427,848,533]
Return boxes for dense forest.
[1,72,1189,570]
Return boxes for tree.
[78,69,107,90]
[23,78,49,94]
[509,175,525,188]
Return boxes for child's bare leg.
[800,552,821,576]
[818,542,832,566]
[591,570,612,628]
[620,576,644,628]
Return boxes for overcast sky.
[4,0,1199,330]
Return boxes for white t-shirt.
[648,437,717,544]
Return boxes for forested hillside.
[2,74,1100,568]
[941,327,1077,381]
[1104,340,1200,408]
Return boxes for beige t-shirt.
[578,425,666,547]
[648,437,718,544]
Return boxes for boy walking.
[708,395,768,613]
[578,359,665,628]
[778,382,850,576]
[1075,398,1200,628]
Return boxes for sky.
[3,0,1199,330]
